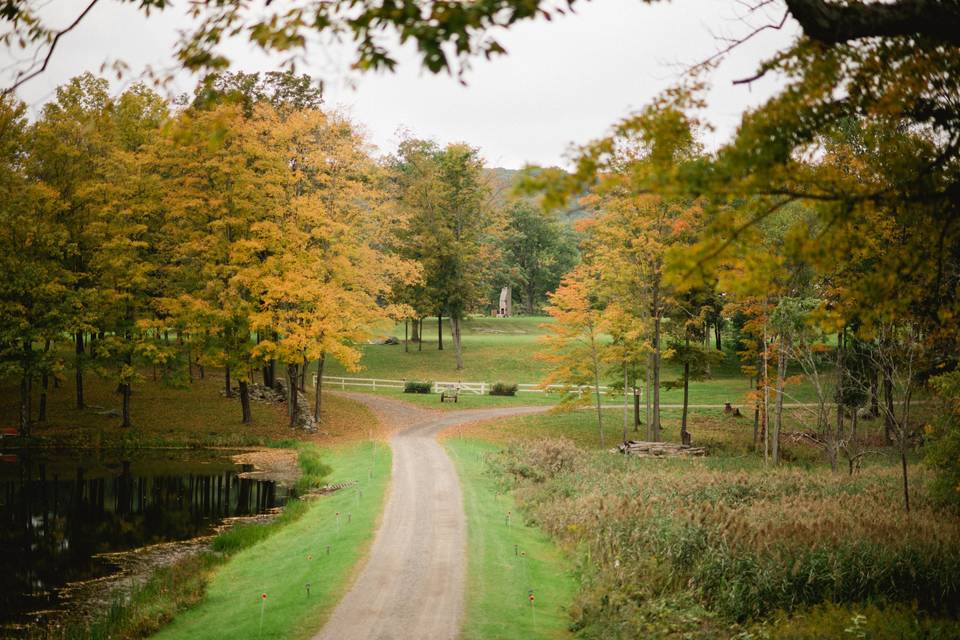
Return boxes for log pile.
[616,440,707,457]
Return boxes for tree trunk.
[451,315,464,370]
[832,331,844,473]
[411,318,420,343]
[239,380,252,424]
[121,381,131,428]
[525,283,536,315]
[591,337,604,449]
[39,370,48,423]
[437,314,444,350]
[650,313,662,441]
[404,319,409,352]
[300,356,308,392]
[715,322,722,350]
[633,384,641,432]
[19,370,30,437]
[287,363,298,427]
[622,363,629,444]
[75,331,85,409]
[773,334,788,465]
[39,339,50,422]
[883,368,895,445]
[681,359,691,446]
[224,365,232,398]
[848,409,859,474]
[645,358,651,432]
[869,367,880,417]
[418,319,423,351]
[314,353,326,422]
[900,445,910,512]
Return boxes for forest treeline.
[0,71,577,431]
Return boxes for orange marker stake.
[529,591,536,627]
[259,593,268,637]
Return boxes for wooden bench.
[0,427,19,438]
[440,388,459,403]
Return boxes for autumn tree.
[0,98,65,434]
[28,73,114,410]
[252,107,415,424]
[538,265,607,447]
[85,84,169,427]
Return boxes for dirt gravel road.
[312,394,546,640]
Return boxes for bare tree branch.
[2,0,102,97]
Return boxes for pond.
[0,447,291,635]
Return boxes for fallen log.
[615,440,707,457]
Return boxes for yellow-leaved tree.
[251,107,418,425]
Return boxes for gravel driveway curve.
[312,394,546,640]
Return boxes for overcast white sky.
[2,0,798,169]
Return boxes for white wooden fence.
[315,375,624,397]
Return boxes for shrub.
[404,380,432,394]
[295,444,332,493]
[489,381,518,396]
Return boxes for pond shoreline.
[0,446,301,637]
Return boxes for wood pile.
[616,440,707,457]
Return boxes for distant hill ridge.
[484,167,590,225]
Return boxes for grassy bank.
[489,439,960,639]
[50,441,390,640]
[151,440,390,640]
[445,438,576,640]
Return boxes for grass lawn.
[320,315,822,406]
[1,363,375,447]
[151,440,391,640]
[444,438,576,640]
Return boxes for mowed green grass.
[326,316,554,383]
[321,316,821,406]
[151,441,391,640]
[445,438,576,640]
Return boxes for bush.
[404,380,432,394]
[489,381,518,396]
[295,444,332,493]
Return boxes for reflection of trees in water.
[0,452,281,625]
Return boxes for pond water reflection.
[0,448,289,633]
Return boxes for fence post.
[373,379,376,391]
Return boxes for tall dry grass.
[492,440,960,637]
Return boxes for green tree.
[391,139,494,369]
[500,200,578,314]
